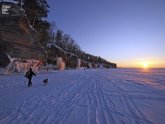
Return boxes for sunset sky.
[48,0,165,68]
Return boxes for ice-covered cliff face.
[0,2,46,69]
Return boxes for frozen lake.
[0,68,165,124]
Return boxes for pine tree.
[13,0,51,48]
[55,30,63,47]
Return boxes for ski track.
[87,79,116,124]
[110,80,153,124]
[0,72,91,124]
[0,69,165,124]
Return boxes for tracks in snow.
[1,78,87,124]
[110,80,153,124]
[1,70,162,124]
[86,77,154,124]
[87,79,116,124]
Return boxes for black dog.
[43,78,48,86]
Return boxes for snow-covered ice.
[0,68,165,124]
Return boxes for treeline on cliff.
[47,30,117,68]
[13,0,50,47]
[13,0,117,68]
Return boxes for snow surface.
[0,68,165,124]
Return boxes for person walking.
[25,68,36,87]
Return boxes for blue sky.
[48,0,165,68]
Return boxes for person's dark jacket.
[28,70,36,78]
[25,69,36,79]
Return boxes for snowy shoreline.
[0,68,165,124]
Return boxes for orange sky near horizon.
[114,58,165,68]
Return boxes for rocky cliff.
[0,1,117,73]
[47,45,117,69]
[0,2,46,68]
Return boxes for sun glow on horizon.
[143,63,149,68]
[138,61,154,69]
[136,60,153,69]
[139,61,152,69]
[114,58,165,68]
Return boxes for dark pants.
[28,77,32,87]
